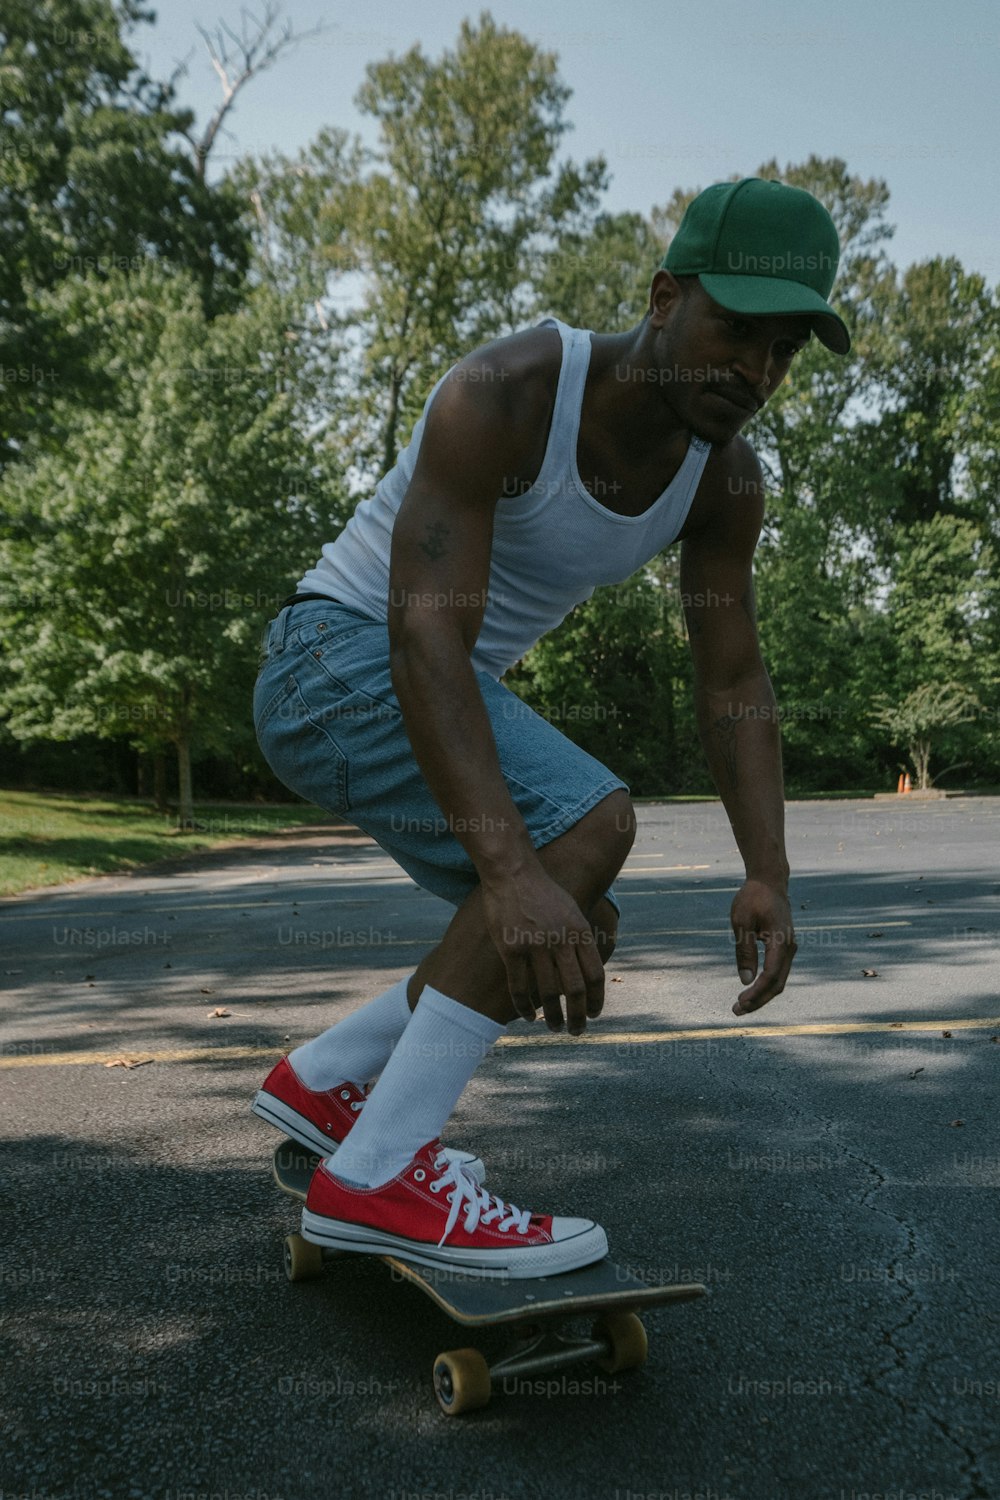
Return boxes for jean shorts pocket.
[254,671,298,737]
[254,671,351,814]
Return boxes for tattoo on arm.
[710,710,741,789]
[420,521,450,561]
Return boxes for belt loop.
[264,591,337,657]
[272,604,292,653]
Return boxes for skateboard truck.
[431,1310,649,1415]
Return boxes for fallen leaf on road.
[890,1022,903,1028]
[868,932,883,939]
[942,1030,952,1039]
[611,976,623,984]
[862,969,879,978]
[104,1058,153,1070]
[199,988,214,994]
[208,1007,231,1018]
[907,1067,925,1079]
[947,1119,965,1127]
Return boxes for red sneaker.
[300,1141,608,1279]
[251,1056,486,1184]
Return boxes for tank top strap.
[532,317,593,492]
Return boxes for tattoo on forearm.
[710,710,742,789]
[420,521,449,561]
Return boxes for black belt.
[277,591,343,611]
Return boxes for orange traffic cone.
[902,773,912,794]
[896,773,905,794]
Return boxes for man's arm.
[679,439,797,1015]
[388,344,604,1031]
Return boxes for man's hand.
[481,869,605,1035]
[730,879,797,1016]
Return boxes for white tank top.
[298,317,713,679]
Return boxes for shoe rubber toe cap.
[549,1216,608,1253]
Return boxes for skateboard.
[272,1139,707,1415]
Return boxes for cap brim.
[699,272,851,355]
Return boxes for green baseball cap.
[662,177,851,354]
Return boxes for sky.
[134,0,998,283]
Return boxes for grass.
[0,790,333,897]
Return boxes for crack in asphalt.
[702,1036,991,1497]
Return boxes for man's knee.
[590,894,619,963]
[591,788,636,866]
[538,786,636,893]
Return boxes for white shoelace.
[428,1151,532,1248]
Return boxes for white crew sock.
[329,985,505,1188]
[287,974,414,1090]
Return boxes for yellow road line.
[500,1017,1000,1045]
[3,1016,997,1069]
[633,920,912,935]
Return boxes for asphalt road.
[1,796,998,1500]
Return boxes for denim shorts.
[252,599,627,920]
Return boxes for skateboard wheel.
[592,1311,648,1373]
[432,1348,492,1416]
[283,1233,324,1283]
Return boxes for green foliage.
[0,0,249,464]
[871,681,984,790]
[240,12,614,480]
[888,514,992,687]
[0,263,347,818]
[529,210,666,332]
[505,565,702,795]
[864,514,998,787]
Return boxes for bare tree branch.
[188,5,332,179]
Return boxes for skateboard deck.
[272,1138,707,1414]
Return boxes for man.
[251,177,851,1277]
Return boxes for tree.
[866,512,997,788]
[871,682,983,791]
[0,263,347,825]
[529,208,667,332]
[505,565,699,795]
[0,0,252,466]
[240,10,613,483]
[182,4,328,186]
[862,258,996,537]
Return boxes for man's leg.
[287,974,413,1091]
[405,788,633,1022]
[328,789,634,1188]
[287,789,628,1089]
[287,890,616,1091]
